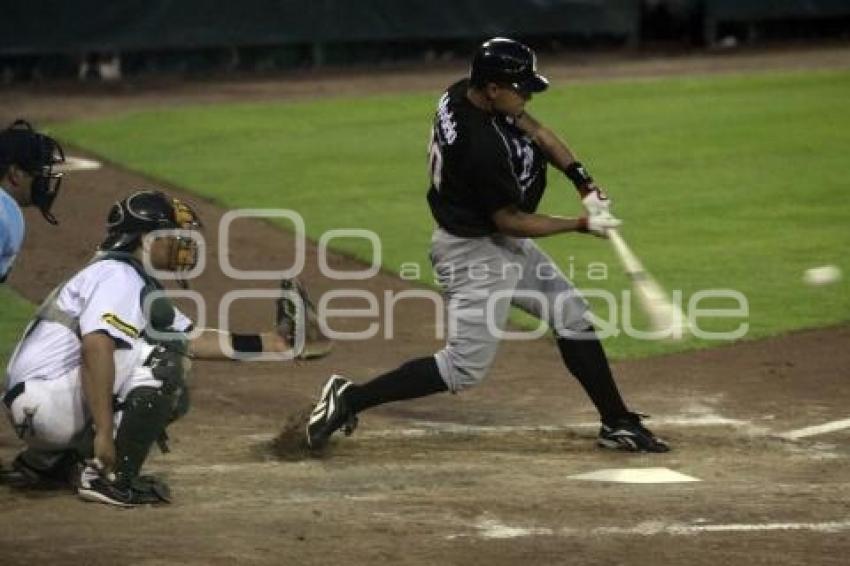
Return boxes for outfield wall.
[3,1,848,79]
[0,0,640,55]
[702,0,850,43]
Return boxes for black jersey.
[427,79,548,237]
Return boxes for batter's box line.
[361,414,770,439]
[446,517,850,540]
[777,417,850,441]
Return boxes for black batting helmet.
[100,190,202,272]
[0,119,66,224]
[469,37,549,94]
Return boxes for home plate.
[57,156,102,172]
[568,467,700,484]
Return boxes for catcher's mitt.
[277,279,332,360]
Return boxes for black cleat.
[305,375,358,450]
[598,412,670,453]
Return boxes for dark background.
[2,0,849,81]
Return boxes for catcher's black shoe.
[306,375,358,450]
[598,412,670,453]
[77,472,171,507]
[77,466,171,507]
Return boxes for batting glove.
[579,212,622,237]
[581,187,611,217]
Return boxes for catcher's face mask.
[133,193,203,287]
[166,198,202,274]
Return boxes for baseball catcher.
[2,189,330,505]
[304,38,668,454]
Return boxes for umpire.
[0,119,65,283]
[306,37,669,453]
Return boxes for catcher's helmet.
[469,37,549,94]
[100,190,202,272]
[0,119,66,225]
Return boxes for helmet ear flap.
[100,200,133,251]
[106,201,124,228]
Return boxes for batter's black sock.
[344,356,448,414]
[556,329,629,424]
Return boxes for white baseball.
[803,265,842,286]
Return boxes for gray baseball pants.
[430,228,590,393]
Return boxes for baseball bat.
[607,229,688,339]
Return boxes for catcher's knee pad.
[145,343,191,420]
[113,386,174,485]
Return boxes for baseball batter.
[0,119,65,282]
[306,38,668,453]
[3,189,322,505]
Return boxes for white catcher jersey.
[6,259,192,390]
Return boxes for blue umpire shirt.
[0,186,25,283]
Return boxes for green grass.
[50,69,850,359]
[0,286,34,368]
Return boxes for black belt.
[2,382,24,408]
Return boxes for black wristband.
[231,333,263,354]
[565,161,593,188]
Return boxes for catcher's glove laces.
[277,279,332,360]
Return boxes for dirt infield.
[2,46,849,565]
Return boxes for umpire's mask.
[0,119,66,225]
